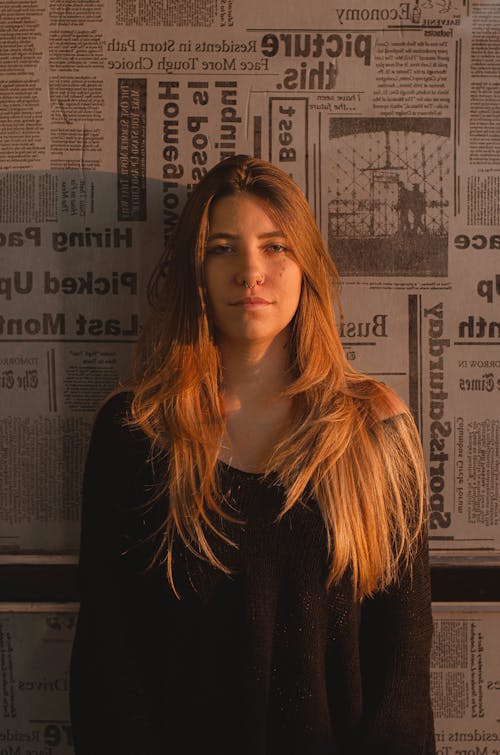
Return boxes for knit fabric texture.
[70,392,436,755]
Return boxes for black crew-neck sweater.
[70,392,435,755]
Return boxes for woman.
[70,156,435,754]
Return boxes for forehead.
[208,193,283,235]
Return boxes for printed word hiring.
[0,227,133,252]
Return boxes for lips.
[229,296,272,307]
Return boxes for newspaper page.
[432,603,500,755]
[0,604,77,754]
[0,0,498,558]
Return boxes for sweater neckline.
[217,458,266,480]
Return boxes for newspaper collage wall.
[1,0,499,750]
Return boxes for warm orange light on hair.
[124,155,427,599]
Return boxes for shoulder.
[363,386,421,455]
[90,390,149,458]
[346,377,409,425]
[94,389,133,430]
[371,386,408,423]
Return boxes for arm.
[359,528,435,754]
[69,393,161,754]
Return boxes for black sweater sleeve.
[69,393,161,755]
[359,528,436,755]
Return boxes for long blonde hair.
[127,155,427,599]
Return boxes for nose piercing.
[243,278,262,289]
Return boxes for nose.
[235,271,264,288]
[234,244,265,288]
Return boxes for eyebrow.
[206,231,286,242]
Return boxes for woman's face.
[204,193,303,349]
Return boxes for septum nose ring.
[243,278,262,289]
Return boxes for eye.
[206,244,234,255]
[266,243,288,254]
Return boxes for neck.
[216,330,296,472]
[218,331,291,412]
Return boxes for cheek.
[284,263,303,299]
[275,257,301,282]
[277,259,292,280]
[204,265,220,304]
[292,282,303,314]
[278,268,302,319]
